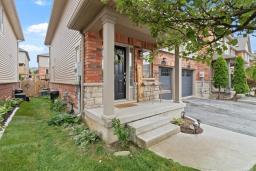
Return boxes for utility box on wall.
[199,71,205,78]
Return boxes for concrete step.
[136,123,180,148]
[128,115,170,136]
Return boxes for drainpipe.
[79,31,85,116]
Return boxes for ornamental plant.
[213,56,228,99]
[233,57,249,98]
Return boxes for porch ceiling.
[68,0,155,43]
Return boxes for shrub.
[72,125,100,147]
[51,98,67,112]
[48,113,100,147]
[171,117,184,126]
[213,56,228,99]
[0,106,9,124]
[233,57,249,97]
[112,118,130,148]
[48,113,80,126]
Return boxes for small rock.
[114,151,130,157]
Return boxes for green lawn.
[0,98,198,171]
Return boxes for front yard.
[0,98,197,171]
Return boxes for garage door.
[159,67,172,100]
[182,69,193,97]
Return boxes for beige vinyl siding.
[18,51,29,75]
[50,0,82,84]
[38,57,49,68]
[0,2,18,83]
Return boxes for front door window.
[114,46,126,100]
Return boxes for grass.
[251,165,256,171]
[0,98,198,171]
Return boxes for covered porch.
[69,1,184,144]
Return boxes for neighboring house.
[212,35,254,93]
[37,53,49,80]
[235,36,253,67]
[0,0,24,99]
[18,48,30,80]
[46,0,211,145]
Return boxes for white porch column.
[174,46,182,103]
[102,15,116,120]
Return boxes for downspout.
[79,31,85,116]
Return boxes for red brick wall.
[84,31,155,83]
[50,83,78,109]
[154,51,211,81]
[38,67,48,79]
[0,82,19,99]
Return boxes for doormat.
[115,103,137,109]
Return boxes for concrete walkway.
[149,124,256,171]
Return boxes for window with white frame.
[0,4,3,33]
[142,49,153,78]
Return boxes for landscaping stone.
[113,151,131,156]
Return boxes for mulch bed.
[179,118,203,135]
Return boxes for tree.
[246,64,256,96]
[112,0,256,62]
[213,57,228,99]
[233,57,249,98]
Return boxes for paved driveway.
[184,98,256,137]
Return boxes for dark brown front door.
[114,46,126,100]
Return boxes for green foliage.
[171,117,184,126]
[246,65,256,81]
[48,113,80,126]
[48,112,100,148]
[113,0,256,61]
[72,125,100,147]
[0,98,197,171]
[0,98,22,127]
[213,57,228,90]
[112,118,130,148]
[233,57,249,94]
[51,98,66,112]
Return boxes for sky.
[16,0,52,68]
[15,0,256,68]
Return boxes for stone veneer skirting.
[141,79,160,101]
[84,83,103,109]
[194,81,211,98]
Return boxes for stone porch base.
[83,100,185,144]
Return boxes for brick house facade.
[83,31,211,109]
[0,83,19,99]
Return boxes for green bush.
[0,106,9,124]
[48,112,100,147]
[233,57,249,95]
[171,117,184,126]
[213,56,228,99]
[112,118,130,148]
[48,113,80,126]
[72,125,100,147]
[0,98,22,127]
[51,98,67,112]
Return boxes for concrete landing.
[149,124,256,171]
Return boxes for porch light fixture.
[161,58,167,65]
